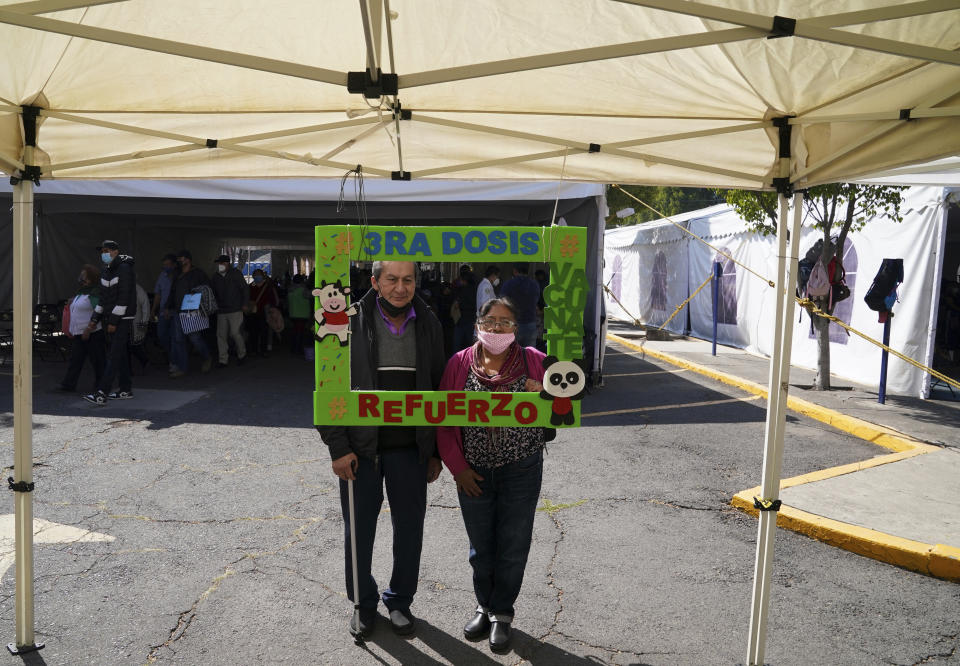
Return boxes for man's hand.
[524,378,543,392]
[454,468,484,497]
[332,452,359,481]
[427,457,442,483]
[107,324,117,334]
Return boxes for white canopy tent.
[2,1,960,662]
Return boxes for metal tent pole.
[9,176,42,655]
[746,192,802,665]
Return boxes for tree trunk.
[812,313,831,390]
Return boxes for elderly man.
[316,260,445,639]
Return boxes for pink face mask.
[476,330,515,354]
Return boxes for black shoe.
[389,608,415,636]
[216,362,228,368]
[464,609,490,639]
[348,607,376,639]
[236,356,246,366]
[489,620,512,653]
[82,390,107,406]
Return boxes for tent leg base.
[7,642,44,655]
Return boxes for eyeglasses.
[477,317,517,331]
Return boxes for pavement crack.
[912,631,959,665]
[145,566,236,663]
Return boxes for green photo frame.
[313,225,588,428]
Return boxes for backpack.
[864,258,904,312]
[796,239,824,299]
[828,256,850,305]
[805,258,831,300]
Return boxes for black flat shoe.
[389,608,415,636]
[489,620,512,652]
[463,610,490,639]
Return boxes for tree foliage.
[606,186,723,227]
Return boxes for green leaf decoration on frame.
[313,225,587,428]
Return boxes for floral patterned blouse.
[462,372,545,469]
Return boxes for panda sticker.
[312,280,359,347]
[539,355,588,426]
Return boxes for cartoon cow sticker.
[313,280,358,347]
[539,356,588,425]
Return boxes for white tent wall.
[606,186,949,397]
[604,218,691,335]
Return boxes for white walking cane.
[347,475,364,646]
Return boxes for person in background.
[84,240,137,405]
[500,263,540,348]
[211,254,249,367]
[128,282,151,374]
[245,268,278,357]
[165,249,212,377]
[452,264,477,352]
[58,264,106,394]
[151,254,177,370]
[436,297,547,653]
[476,265,500,315]
[286,274,313,356]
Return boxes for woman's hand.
[524,378,543,392]
[454,468,485,497]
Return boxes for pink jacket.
[437,344,547,477]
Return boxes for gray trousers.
[216,311,247,363]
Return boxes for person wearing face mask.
[84,240,137,405]
[58,264,106,394]
[164,249,212,377]
[436,297,547,653]
[475,265,501,318]
[315,260,445,640]
[244,268,278,357]
[151,254,178,369]
[210,255,249,367]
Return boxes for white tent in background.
[604,186,955,397]
[2,2,960,663]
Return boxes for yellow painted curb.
[607,333,957,582]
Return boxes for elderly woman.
[437,297,546,653]
[58,264,106,393]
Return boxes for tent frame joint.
[771,177,793,197]
[753,497,782,512]
[347,68,398,99]
[899,108,914,122]
[391,170,410,181]
[588,143,601,153]
[768,15,796,39]
[392,102,411,121]
[205,138,218,148]
[7,477,34,493]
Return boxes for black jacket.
[210,267,249,314]
[166,267,209,311]
[93,254,136,326]
[317,289,446,463]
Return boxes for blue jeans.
[339,448,428,612]
[170,314,210,372]
[458,449,543,619]
[156,314,173,358]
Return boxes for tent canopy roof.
[1,0,959,189]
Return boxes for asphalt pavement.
[606,320,960,583]
[0,338,957,665]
